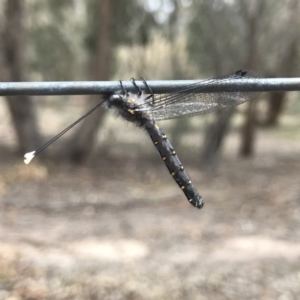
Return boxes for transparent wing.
[150,91,254,120]
[138,70,265,121]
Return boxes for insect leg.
[140,77,155,104]
[119,80,129,96]
[130,78,142,96]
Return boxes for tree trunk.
[2,0,40,153]
[265,91,286,126]
[201,109,235,169]
[239,0,263,157]
[240,100,256,156]
[199,2,233,168]
[265,1,299,126]
[69,0,115,163]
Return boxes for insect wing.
[147,70,264,121]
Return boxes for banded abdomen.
[144,119,203,209]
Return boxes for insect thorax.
[107,92,151,127]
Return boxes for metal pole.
[1,78,300,96]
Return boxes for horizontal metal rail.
[0,78,300,96]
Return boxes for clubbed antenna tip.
[24,151,36,164]
[22,98,106,165]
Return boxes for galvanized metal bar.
[1,78,300,96]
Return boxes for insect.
[24,69,261,209]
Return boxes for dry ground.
[0,101,300,299]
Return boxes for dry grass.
[1,98,300,299]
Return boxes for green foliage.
[187,0,300,76]
[187,0,251,75]
[25,0,158,80]
[26,0,86,80]
[16,0,300,82]
[85,0,158,55]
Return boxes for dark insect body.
[107,70,262,208]
[25,70,262,209]
[107,91,203,208]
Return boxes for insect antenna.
[24,98,106,164]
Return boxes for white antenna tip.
[24,151,36,165]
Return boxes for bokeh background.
[1,0,300,299]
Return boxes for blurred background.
[0,0,300,299]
